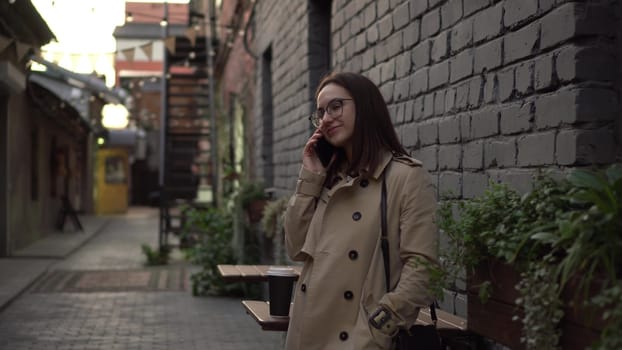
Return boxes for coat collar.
[331,149,393,188]
[370,150,393,180]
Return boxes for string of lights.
[123,10,236,30]
[37,3,246,60]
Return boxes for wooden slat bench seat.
[241,299,467,335]
[217,264,302,283]
[233,265,469,343]
[242,300,290,331]
[417,309,474,348]
[416,307,467,330]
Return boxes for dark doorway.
[0,95,8,256]
[308,0,332,97]
[261,47,274,188]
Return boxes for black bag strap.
[380,173,437,325]
[380,173,390,291]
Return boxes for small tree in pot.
[237,181,268,223]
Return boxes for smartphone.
[314,137,335,167]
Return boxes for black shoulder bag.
[380,175,442,350]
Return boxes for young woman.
[283,72,439,349]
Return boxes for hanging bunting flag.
[52,51,63,64]
[122,48,135,62]
[89,54,100,70]
[184,27,197,47]
[141,42,153,61]
[29,50,41,60]
[0,35,13,54]
[196,26,206,37]
[58,54,72,68]
[15,41,32,62]
[164,36,176,54]
[70,54,81,69]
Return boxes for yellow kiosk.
[95,148,129,214]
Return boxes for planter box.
[559,277,606,350]
[245,199,267,223]
[467,260,524,349]
[467,259,604,350]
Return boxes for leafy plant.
[182,206,243,296]
[236,181,267,209]
[234,181,269,223]
[260,196,291,264]
[434,164,622,350]
[260,197,288,239]
[514,257,564,349]
[555,166,622,297]
[141,244,171,266]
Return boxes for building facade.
[0,1,128,256]
[1,1,55,256]
[252,0,621,200]
[212,0,256,193]
[238,0,622,315]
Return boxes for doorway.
[0,95,8,256]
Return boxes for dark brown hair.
[315,72,407,178]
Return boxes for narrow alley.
[1,1,620,349]
[0,207,284,350]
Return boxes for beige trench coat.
[283,151,438,350]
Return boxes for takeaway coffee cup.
[267,266,297,317]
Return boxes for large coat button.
[344,291,353,300]
[360,179,369,187]
[339,331,348,341]
[348,250,358,260]
[352,212,362,221]
[300,283,307,292]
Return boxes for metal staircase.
[159,35,213,249]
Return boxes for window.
[31,128,39,200]
[261,47,274,188]
[50,137,57,197]
[308,0,331,99]
[105,156,126,184]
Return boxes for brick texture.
[248,0,622,319]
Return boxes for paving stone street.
[0,207,284,350]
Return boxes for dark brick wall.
[251,0,621,315]
[254,0,620,199]
[254,0,315,197]
[617,2,622,161]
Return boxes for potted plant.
[430,164,622,350]
[237,181,268,223]
[182,206,243,296]
[260,196,290,264]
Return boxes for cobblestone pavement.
[0,207,285,350]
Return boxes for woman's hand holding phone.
[314,137,335,167]
[303,129,334,173]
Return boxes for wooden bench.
[217,264,302,283]
[242,300,290,331]
[231,265,469,344]
[417,307,467,331]
[241,299,467,334]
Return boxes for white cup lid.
[267,266,296,276]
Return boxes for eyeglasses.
[308,98,353,128]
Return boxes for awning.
[107,128,145,147]
[0,61,26,94]
[29,72,89,122]
[30,55,129,106]
[105,128,147,160]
